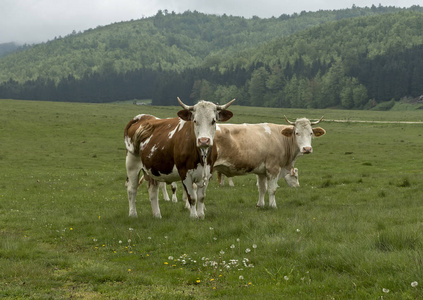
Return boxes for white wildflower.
[411,281,418,288]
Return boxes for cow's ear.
[281,126,294,137]
[178,110,192,121]
[313,127,326,137]
[217,110,233,122]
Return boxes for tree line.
[1,8,423,108]
[1,43,423,108]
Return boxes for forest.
[1,5,423,109]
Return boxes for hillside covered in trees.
[1,5,423,109]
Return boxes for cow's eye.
[211,119,216,125]
[193,119,197,124]
[296,132,300,136]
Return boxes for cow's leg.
[196,183,206,219]
[125,152,142,217]
[148,180,161,218]
[256,175,267,208]
[160,182,170,201]
[171,182,178,203]
[228,177,235,187]
[267,177,279,209]
[181,174,198,218]
[183,188,190,209]
[217,172,224,186]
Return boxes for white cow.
[213,116,325,208]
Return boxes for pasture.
[1,99,423,299]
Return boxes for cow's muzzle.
[302,146,313,154]
[198,137,211,148]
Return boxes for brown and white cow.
[213,116,325,208]
[124,98,235,219]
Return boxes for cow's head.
[285,168,300,187]
[177,97,235,148]
[281,116,325,154]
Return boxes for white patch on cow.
[144,165,180,183]
[133,114,144,121]
[168,119,186,139]
[216,124,222,132]
[148,145,158,158]
[140,136,152,151]
[187,163,212,184]
[124,135,134,153]
[260,123,272,135]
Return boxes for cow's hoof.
[129,212,138,218]
[153,213,162,219]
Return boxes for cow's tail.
[138,175,145,187]
[124,118,140,154]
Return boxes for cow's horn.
[311,116,324,125]
[177,97,194,111]
[284,115,295,125]
[217,98,236,110]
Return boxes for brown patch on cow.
[281,126,294,137]
[124,114,157,154]
[133,122,154,153]
[218,110,233,122]
[312,127,326,137]
[178,110,192,121]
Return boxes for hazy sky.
[0,0,419,44]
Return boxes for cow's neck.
[285,136,301,166]
[197,147,210,187]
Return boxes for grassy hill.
[0,6,420,84]
[1,6,423,108]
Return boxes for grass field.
[1,99,423,299]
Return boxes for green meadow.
[1,99,423,299]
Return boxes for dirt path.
[325,119,423,124]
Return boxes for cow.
[213,116,325,208]
[217,167,300,188]
[124,98,235,219]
